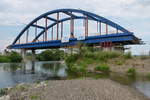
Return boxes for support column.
[21,49,27,62]
[31,49,36,61]
[31,49,36,74]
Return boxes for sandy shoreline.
[1,79,148,100]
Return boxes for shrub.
[36,49,65,61]
[65,54,80,66]
[94,64,110,73]
[67,64,87,77]
[127,68,136,76]
[0,88,7,96]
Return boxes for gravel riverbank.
[3,79,149,100]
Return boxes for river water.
[0,61,150,98]
[0,61,67,88]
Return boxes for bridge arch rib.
[13,8,131,45]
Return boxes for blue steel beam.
[45,16,57,22]
[31,24,45,29]
[12,9,131,45]
[62,11,77,17]
[9,33,139,49]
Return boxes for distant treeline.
[0,51,22,63]
[0,49,65,63]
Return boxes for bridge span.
[7,9,141,51]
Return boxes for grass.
[116,60,125,65]
[30,95,39,100]
[127,68,136,76]
[147,73,150,79]
[140,55,150,60]
[94,64,110,73]
[123,52,132,59]
[65,46,134,78]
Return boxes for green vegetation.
[0,51,22,63]
[0,55,11,63]
[36,49,65,61]
[140,55,150,60]
[124,52,132,59]
[30,95,39,100]
[16,85,27,91]
[8,51,22,62]
[127,68,136,76]
[147,73,150,79]
[116,60,125,65]
[65,44,134,78]
[0,88,8,96]
[94,64,110,73]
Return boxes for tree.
[8,51,22,62]
[36,49,65,61]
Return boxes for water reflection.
[110,72,150,99]
[0,61,67,88]
[134,81,150,98]
[31,61,35,74]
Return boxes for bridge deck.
[8,33,141,50]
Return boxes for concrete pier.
[21,49,27,62]
[31,49,36,61]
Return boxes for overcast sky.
[0,0,150,55]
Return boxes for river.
[0,61,149,98]
[0,61,67,88]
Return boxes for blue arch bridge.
[7,9,142,58]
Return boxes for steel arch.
[12,8,131,45]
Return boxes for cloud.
[0,0,150,26]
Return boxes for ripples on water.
[0,61,67,88]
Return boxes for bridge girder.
[12,9,131,45]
